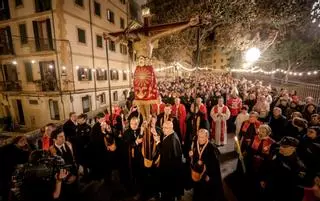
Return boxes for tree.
[145,0,315,66]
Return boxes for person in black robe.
[75,113,92,181]
[157,104,181,141]
[63,112,78,146]
[298,126,320,185]
[159,121,183,201]
[123,117,144,199]
[268,136,308,201]
[89,113,113,182]
[189,129,224,201]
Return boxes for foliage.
[145,0,318,66]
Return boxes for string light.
[231,68,320,76]
[12,61,17,65]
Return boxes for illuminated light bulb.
[76,65,79,69]
[289,72,293,75]
[102,69,105,71]
[298,73,303,76]
[84,68,88,71]
[62,66,66,70]
[314,71,318,74]
[31,60,36,64]
[12,61,17,65]
[245,47,261,62]
[293,73,297,76]
[49,64,53,69]
[307,72,311,75]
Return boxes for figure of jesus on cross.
[104,8,199,122]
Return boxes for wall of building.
[0,0,132,129]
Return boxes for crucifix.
[104,8,198,121]
[104,8,198,168]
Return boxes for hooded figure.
[298,126,320,185]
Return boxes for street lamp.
[245,47,261,62]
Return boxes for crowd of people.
[0,73,319,201]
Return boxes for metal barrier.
[234,73,320,102]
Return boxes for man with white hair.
[189,129,224,201]
[159,121,183,201]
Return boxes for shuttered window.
[78,28,86,43]
[24,62,33,82]
[19,24,28,44]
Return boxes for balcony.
[0,81,22,91]
[16,38,54,54]
[34,80,58,92]
[0,44,14,55]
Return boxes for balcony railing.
[0,43,14,55]
[0,81,22,91]
[34,80,58,92]
[10,37,55,54]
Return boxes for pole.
[89,0,98,111]
[196,26,201,79]
[105,40,113,116]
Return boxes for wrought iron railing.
[0,80,22,91]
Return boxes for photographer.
[10,150,69,201]
[49,127,79,200]
[0,136,30,201]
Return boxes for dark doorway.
[16,99,25,125]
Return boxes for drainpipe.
[51,7,66,119]
[105,40,113,117]
[88,0,98,111]
[126,0,131,88]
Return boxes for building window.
[24,62,33,82]
[15,0,23,7]
[113,91,118,101]
[0,26,14,55]
[19,24,28,44]
[111,70,119,80]
[96,35,102,48]
[120,17,125,29]
[77,67,92,81]
[107,9,115,23]
[99,93,106,104]
[120,44,127,55]
[32,19,53,51]
[120,0,126,4]
[75,0,84,7]
[77,28,86,43]
[29,100,38,105]
[123,90,128,99]
[109,40,116,52]
[221,58,224,63]
[35,0,51,12]
[94,1,100,16]
[96,69,107,80]
[82,96,91,113]
[49,99,60,120]
[122,71,127,80]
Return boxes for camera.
[9,150,72,201]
